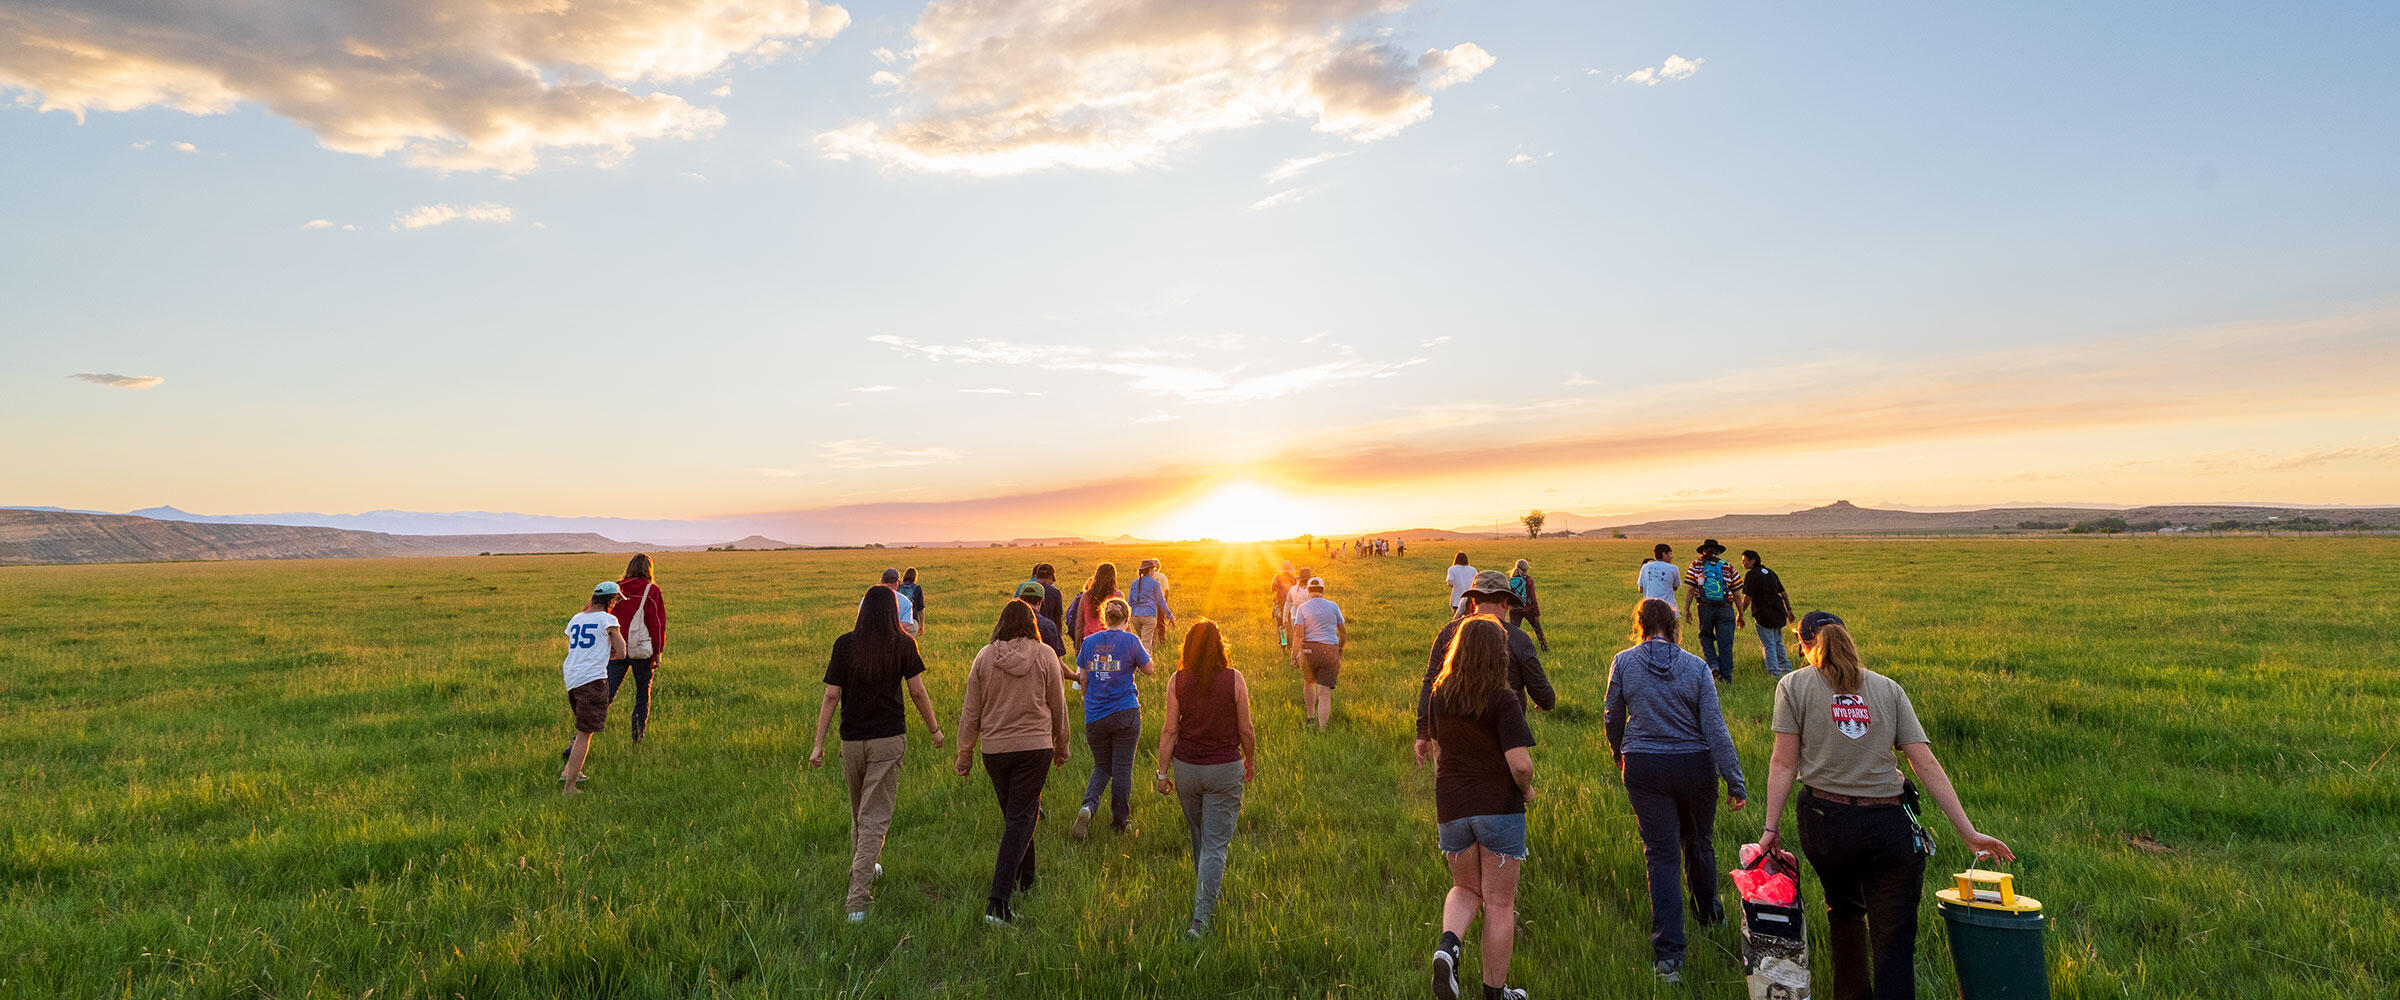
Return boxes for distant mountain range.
[1,505,752,545]
[4,501,2391,566]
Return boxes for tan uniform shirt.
[1771,667,1927,798]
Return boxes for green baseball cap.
[1015,580,1045,600]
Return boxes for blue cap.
[594,581,623,597]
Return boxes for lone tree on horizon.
[1521,509,1545,539]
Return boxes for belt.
[1805,787,1902,806]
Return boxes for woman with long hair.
[1154,619,1256,939]
[1068,561,1120,647]
[1757,612,2015,1000]
[954,600,1071,925]
[611,553,668,742]
[897,567,927,630]
[808,587,945,922]
[1506,559,1548,653]
[1425,616,1536,1000]
[1605,598,1747,982]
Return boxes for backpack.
[1698,558,1731,602]
[1507,576,1531,603]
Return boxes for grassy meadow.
[3,538,2395,999]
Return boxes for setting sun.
[1148,482,1329,542]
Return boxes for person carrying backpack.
[1681,540,1744,683]
[1507,560,1548,653]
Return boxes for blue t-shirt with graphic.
[1076,628,1151,723]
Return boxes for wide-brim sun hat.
[1697,539,1727,555]
[1462,569,1522,606]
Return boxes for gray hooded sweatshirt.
[1605,638,1746,798]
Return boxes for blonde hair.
[1434,616,1510,716]
[1513,559,1531,575]
[1102,596,1132,627]
[1805,623,1865,695]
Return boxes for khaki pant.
[841,735,906,912]
[1133,615,1170,656]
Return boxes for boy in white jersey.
[561,581,627,795]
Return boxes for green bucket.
[1936,869,2050,1000]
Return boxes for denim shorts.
[1438,812,1528,861]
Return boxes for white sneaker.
[873,862,883,880]
[1071,806,1093,842]
[1430,946,1459,1000]
[846,911,866,923]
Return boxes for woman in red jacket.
[612,553,668,743]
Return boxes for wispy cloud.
[0,0,848,172]
[850,384,896,393]
[959,387,1043,396]
[1265,150,1355,184]
[2192,442,2400,475]
[869,334,1427,404]
[1611,54,1703,87]
[815,1,1492,175]
[709,84,732,98]
[1250,188,1311,212]
[69,372,164,389]
[1563,371,1599,387]
[170,141,196,152]
[300,219,334,230]
[391,202,513,230]
[819,439,962,469]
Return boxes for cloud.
[2192,442,2400,476]
[1421,336,1452,348]
[1266,150,1353,184]
[129,140,149,149]
[1250,188,1310,212]
[1259,307,2400,486]
[1562,371,1598,386]
[850,384,896,393]
[391,202,512,230]
[709,84,732,98]
[1614,54,1702,87]
[170,141,196,152]
[0,0,849,173]
[818,438,962,469]
[871,47,897,65]
[959,387,1043,396]
[868,333,1426,403]
[69,372,164,389]
[1507,153,1532,166]
[815,1,1492,175]
[300,219,334,229]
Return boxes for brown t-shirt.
[1770,667,1927,798]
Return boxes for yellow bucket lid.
[1936,869,2043,913]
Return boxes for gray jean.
[1174,758,1246,929]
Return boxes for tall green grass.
[2,539,2393,998]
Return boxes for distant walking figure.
[1423,616,1537,1000]
[808,587,946,922]
[1682,540,1743,682]
[1293,577,1348,732]
[610,554,668,743]
[896,567,927,631]
[953,601,1072,925]
[1758,612,2016,1000]
[557,581,625,795]
[1270,560,1300,651]
[1446,552,1478,617]
[1739,549,1797,679]
[1071,597,1154,841]
[1638,543,1681,609]
[1155,620,1258,939]
[1506,559,1548,653]
[1606,599,1747,982]
[865,568,920,637]
[1128,558,1175,661]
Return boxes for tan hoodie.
[955,637,1070,763]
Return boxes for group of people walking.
[550,543,2012,998]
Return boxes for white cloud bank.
[817,0,1493,175]
[819,439,963,469]
[69,372,164,389]
[0,0,849,173]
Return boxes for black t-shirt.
[1433,688,1536,822]
[1742,566,1793,629]
[823,631,928,741]
[1038,582,1063,627]
[1036,612,1065,656]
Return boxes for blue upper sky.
[3,0,2395,541]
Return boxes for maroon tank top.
[1173,668,1242,766]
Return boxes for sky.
[4,0,2398,543]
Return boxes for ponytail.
[1806,623,1864,695]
